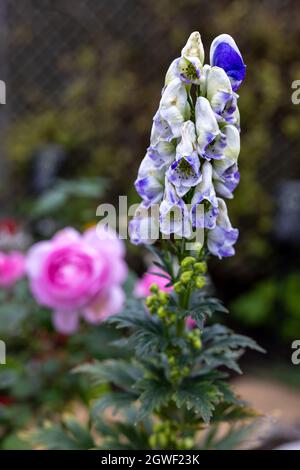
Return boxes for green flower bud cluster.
[145,283,175,323]
[174,257,207,294]
[149,421,193,450]
[187,328,202,349]
[167,353,189,382]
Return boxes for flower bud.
[181,256,196,269]
[150,283,159,294]
[174,282,182,293]
[194,261,207,274]
[195,276,206,289]
[157,306,166,318]
[158,291,169,304]
[180,270,193,284]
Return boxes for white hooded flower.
[159,78,190,139]
[195,96,220,157]
[191,161,219,229]
[135,155,165,208]
[207,198,239,258]
[206,66,238,124]
[160,179,192,238]
[165,32,205,86]
[166,121,201,197]
[212,125,240,198]
[129,204,160,245]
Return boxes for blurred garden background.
[1,0,300,450]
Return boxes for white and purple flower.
[212,124,240,198]
[195,96,221,158]
[135,155,165,208]
[165,32,204,85]
[129,204,160,245]
[159,78,190,139]
[210,34,246,92]
[206,66,238,125]
[191,161,219,229]
[166,121,201,196]
[207,198,239,258]
[160,180,192,238]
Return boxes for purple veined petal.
[129,205,160,246]
[191,161,219,229]
[147,140,175,170]
[151,110,174,143]
[206,67,238,123]
[207,198,239,258]
[135,155,165,207]
[159,78,190,138]
[210,34,246,91]
[160,181,192,238]
[166,155,201,197]
[195,96,220,153]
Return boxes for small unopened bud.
[195,276,206,289]
[150,283,159,294]
[193,338,202,349]
[174,282,182,293]
[180,271,193,284]
[181,256,195,269]
[194,261,207,274]
[157,306,166,318]
[158,291,169,304]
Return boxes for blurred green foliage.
[231,272,300,340]
[0,273,136,449]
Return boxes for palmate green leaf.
[175,379,222,423]
[209,422,257,450]
[73,360,142,389]
[92,391,138,416]
[94,418,150,450]
[108,299,167,356]
[211,401,261,423]
[202,324,265,353]
[198,349,243,374]
[175,297,229,328]
[135,378,173,422]
[190,296,229,315]
[34,420,95,450]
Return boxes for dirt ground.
[233,376,300,424]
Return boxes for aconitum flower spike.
[210,34,246,91]
[130,31,244,258]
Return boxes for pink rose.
[0,251,25,288]
[26,226,127,334]
[134,267,173,297]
